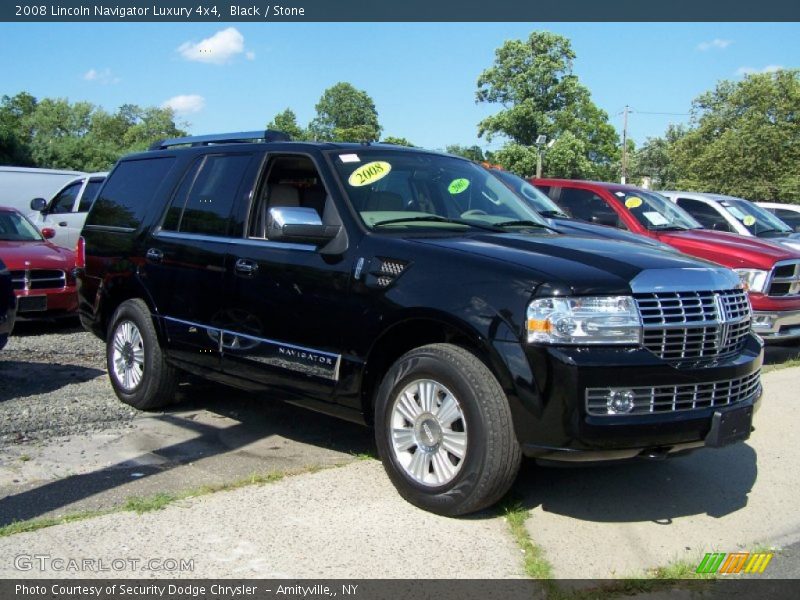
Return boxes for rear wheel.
[106,299,178,410]
[374,343,521,516]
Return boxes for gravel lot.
[0,320,137,446]
[1,319,799,449]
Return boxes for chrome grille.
[586,370,761,416]
[634,289,751,363]
[767,261,800,297]
[10,269,67,291]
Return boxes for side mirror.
[30,198,47,212]
[591,213,618,227]
[40,227,56,239]
[267,207,339,245]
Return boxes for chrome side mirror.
[267,207,339,245]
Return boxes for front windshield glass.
[717,196,793,236]
[329,149,549,231]
[615,190,702,231]
[0,211,42,241]
[490,169,568,217]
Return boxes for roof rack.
[148,130,290,151]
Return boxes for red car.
[533,179,800,343]
[0,206,78,318]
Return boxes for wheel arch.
[359,311,517,423]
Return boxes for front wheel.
[106,299,178,410]
[374,343,521,516]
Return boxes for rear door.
[144,151,260,371]
[38,178,85,249]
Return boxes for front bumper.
[751,309,800,341]
[14,286,78,318]
[497,334,763,462]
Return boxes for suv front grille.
[10,269,67,291]
[634,289,751,364]
[586,370,761,416]
[767,261,800,297]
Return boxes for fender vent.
[375,258,409,288]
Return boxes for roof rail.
[148,130,290,151]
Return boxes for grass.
[763,357,800,373]
[18,455,31,462]
[499,498,554,580]
[0,461,350,536]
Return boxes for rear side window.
[78,179,104,212]
[161,153,253,237]
[676,198,733,232]
[87,158,175,229]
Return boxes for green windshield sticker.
[743,215,756,226]
[348,161,391,187]
[448,178,470,195]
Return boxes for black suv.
[77,131,763,515]
[0,258,15,350]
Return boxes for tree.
[381,136,415,146]
[629,126,685,189]
[445,144,485,162]
[266,108,308,141]
[476,31,620,180]
[309,83,382,142]
[669,70,800,201]
[0,92,185,171]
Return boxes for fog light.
[607,389,635,414]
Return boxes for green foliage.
[445,144,485,161]
[669,70,800,201]
[476,31,620,180]
[310,82,382,142]
[267,108,309,141]
[0,92,185,171]
[630,126,685,188]
[381,136,415,147]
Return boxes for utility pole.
[621,105,629,184]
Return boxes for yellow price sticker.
[348,161,391,187]
[743,215,756,226]
[625,197,643,209]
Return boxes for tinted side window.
[676,198,733,232]
[87,158,175,229]
[553,188,621,227]
[774,209,800,231]
[163,154,252,237]
[78,179,104,212]
[50,181,82,214]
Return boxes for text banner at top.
[3,0,800,22]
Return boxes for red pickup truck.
[533,179,800,343]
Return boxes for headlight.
[734,269,769,293]
[526,296,641,344]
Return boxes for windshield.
[717,196,793,236]
[0,211,42,241]
[329,149,549,231]
[615,190,702,231]
[490,169,568,217]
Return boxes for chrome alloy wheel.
[389,379,467,487]
[111,320,145,391]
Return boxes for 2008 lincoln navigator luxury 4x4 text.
[77,131,763,515]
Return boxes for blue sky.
[0,22,797,151]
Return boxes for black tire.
[374,343,521,516]
[106,299,178,410]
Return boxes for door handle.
[58,221,68,227]
[234,258,259,275]
[146,248,164,263]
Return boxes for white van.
[29,172,107,250]
[0,166,85,217]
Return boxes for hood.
[657,228,800,270]
[772,237,800,253]
[0,240,75,270]
[550,218,675,251]
[411,233,722,296]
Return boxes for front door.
[219,153,353,401]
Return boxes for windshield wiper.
[756,228,788,236]
[371,215,503,231]
[494,219,559,233]
[649,224,692,231]
[538,210,569,218]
